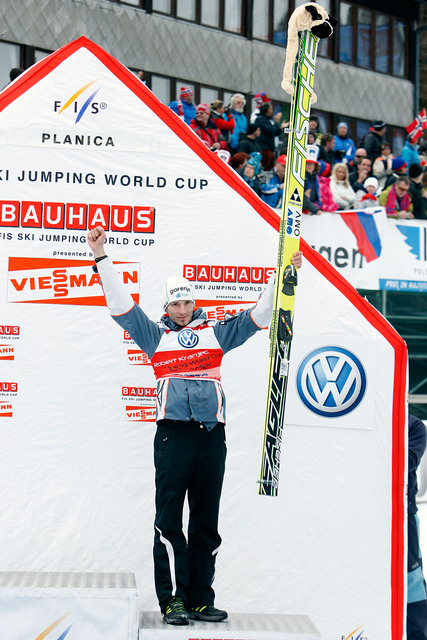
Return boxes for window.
[224,0,243,34]
[152,0,171,12]
[0,41,21,89]
[339,3,354,64]
[393,20,407,77]
[201,0,220,27]
[273,0,288,46]
[34,49,51,63]
[253,0,270,41]
[356,7,372,68]
[177,0,196,21]
[199,87,219,105]
[151,75,172,104]
[375,14,390,74]
[338,2,408,78]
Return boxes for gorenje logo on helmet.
[296,346,366,417]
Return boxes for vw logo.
[296,346,366,417]
[178,328,199,348]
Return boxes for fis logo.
[341,625,367,640]
[54,80,106,123]
[33,612,73,640]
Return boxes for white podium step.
[139,611,320,640]
[0,571,138,640]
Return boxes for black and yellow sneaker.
[189,605,228,622]
[163,596,189,625]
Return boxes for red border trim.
[1,38,407,638]
[301,239,407,640]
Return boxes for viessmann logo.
[7,257,140,305]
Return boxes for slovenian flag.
[340,209,382,262]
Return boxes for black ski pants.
[153,419,226,613]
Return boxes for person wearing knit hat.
[235,123,262,156]
[258,153,287,207]
[86,225,303,626]
[209,100,235,146]
[168,86,196,125]
[379,175,414,218]
[354,176,379,209]
[383,157,409,190]
[333,121,356,165]
[361,119,387,163]
[250,91,272,124]
[408,163,427,219]
[190,104,228,151]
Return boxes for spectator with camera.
[210,100,235,146]
[190,104,228,151]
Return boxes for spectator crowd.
[168,87,427,220]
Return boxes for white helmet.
[163,276,194,310]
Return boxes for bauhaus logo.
[296,346,366,417]
[0,200,155,233]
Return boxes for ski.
[258,28,319,497]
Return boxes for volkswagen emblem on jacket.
[296,346,366,417]
[178,328,199,348]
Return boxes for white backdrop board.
[0,38,407,640]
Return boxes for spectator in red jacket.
[210,100,235,146]
[190,104,228,151]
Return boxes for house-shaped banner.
[0,37,407,640]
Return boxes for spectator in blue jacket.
[401,136,421,167]
[333,122,356,165]
[229,93,248,153]
[258,154,287,208]
[169,87,196,125]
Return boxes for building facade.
[0,0,421,151]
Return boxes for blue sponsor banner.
[379,279,427,292]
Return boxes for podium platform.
[139,611,320,640]
[0,571,138,640]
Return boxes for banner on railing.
[301,207,427,292]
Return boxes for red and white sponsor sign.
[0,403,13,417]
[7,257,140,305]
[125,405,156,422]
[127,349,151,365]
[0,325,20,338]
[0,345,15,360]
[0,200,155,233]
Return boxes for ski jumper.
[95,257,273,611]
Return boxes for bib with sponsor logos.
[150,323,223,381]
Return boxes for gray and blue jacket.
[97,258,273,429]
